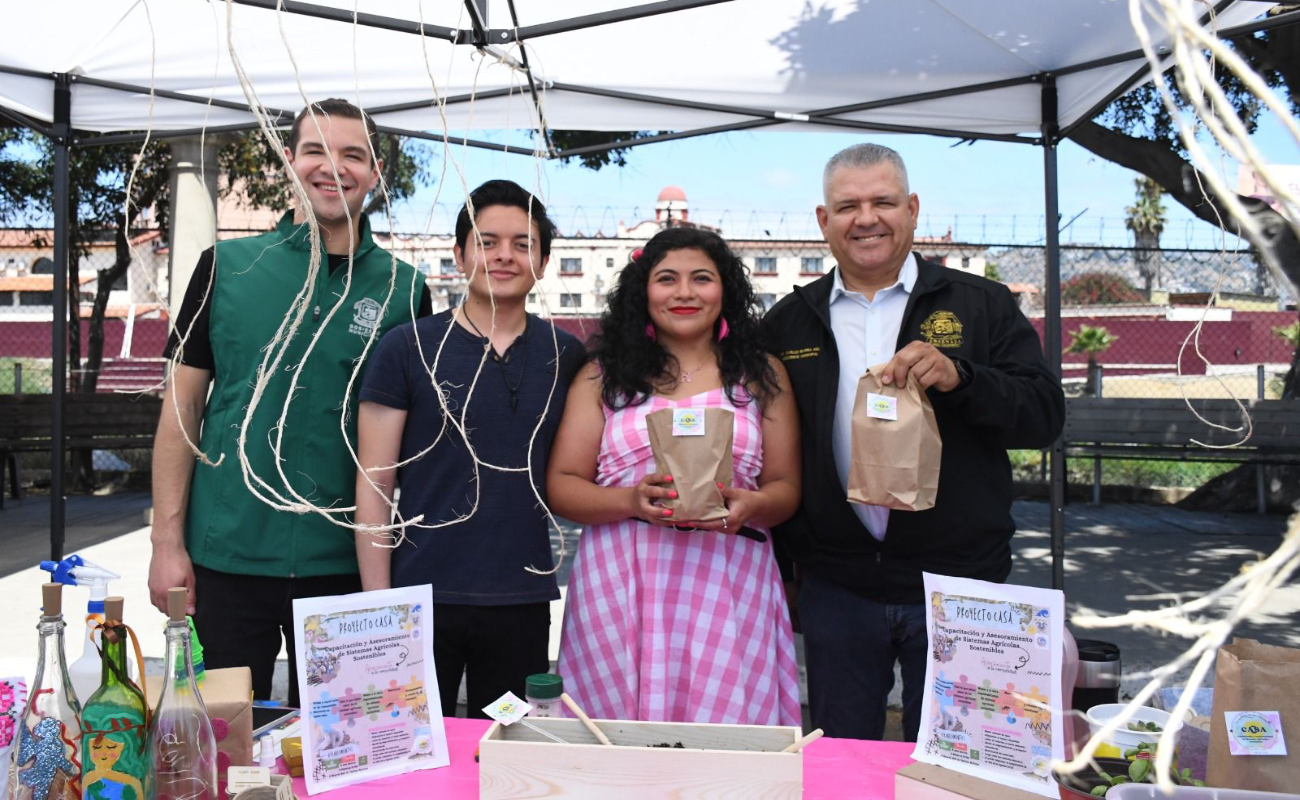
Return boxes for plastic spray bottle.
[39,554,136,702]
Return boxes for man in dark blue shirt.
[355,180,585,718]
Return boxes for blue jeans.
[799,570,928,741]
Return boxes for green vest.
[186,212,421,577]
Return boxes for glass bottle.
[11,583,83,800]
[80,597,147,800]
[145,588,217,800]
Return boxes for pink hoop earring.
[717,318,730,342]
[646,324,657,341]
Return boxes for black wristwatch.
[952,357,973,388]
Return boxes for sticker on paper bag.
[672,408,706,436]
[866,392,898,421]
[1226,711,1287,756]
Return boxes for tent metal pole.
[1040,75,1066,592]
[367,87,522,115]
[0,104,53,138]
[69,74,293,121]
[550,80,1041,143]
[551,119,775,158]
[50,72,71,562]
[510,0,732,40]
[75,122,267,147]
[228,0,460,40]
[551,113,1035,159]
[373,124,539,154]
[503,0,555,156]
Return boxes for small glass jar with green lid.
[525,673,563,718]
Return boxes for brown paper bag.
[147,666,254,785]
[645,406,733,522]
[1206,638,1300,791]
[846,363,942,511]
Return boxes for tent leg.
[50,72,71,562]
[1041,75,1066,592]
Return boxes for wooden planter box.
[479,717,804,799]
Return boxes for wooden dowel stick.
[560,692,613,746]
[781,728,824,753]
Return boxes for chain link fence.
[1,228,169,487]
[990,242,1297,494]
[4,223,1295,496]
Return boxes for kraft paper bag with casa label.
[645,406,733,522]
[1206,638,1300,791]
[846,363,942,511]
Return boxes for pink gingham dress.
[556,386,801,725]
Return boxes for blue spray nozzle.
[38,555,119,601]
[39,555,87,587]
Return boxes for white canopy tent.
[0,1,1277,143]
[1,0,1285,574]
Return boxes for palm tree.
[1275,318,1300,399]
[1066,325,1119,396]
[1125,177,1166,296]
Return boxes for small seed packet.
[866,392,898,421]
[672,407,706,436]
[484,691,532,726]
[1225,711,1287,756]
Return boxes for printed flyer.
[911,573,1065,798]
[293,586,448,795]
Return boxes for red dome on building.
[657,186,687,202]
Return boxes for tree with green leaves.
[1068,5,1300,300]
[1125,177,1166,295]
[1065,324,1119,396]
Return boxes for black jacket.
[761,256,1064,604]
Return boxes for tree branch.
[1068,120,1299,293]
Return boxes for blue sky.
[384,111,1298,249]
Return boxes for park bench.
[1062,397,1300,511]
[0,393,162,509]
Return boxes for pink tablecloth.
[289,717,915,799]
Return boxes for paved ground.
[3,492,1294,737]
[0,492,152,578]
[1008,500,1298,700]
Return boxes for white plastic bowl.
[1085,703,1183,760]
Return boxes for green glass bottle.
[80,597,147,800]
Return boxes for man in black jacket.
[762,144,1064,741]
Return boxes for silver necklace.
[679,359,707,383]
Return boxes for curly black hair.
[589,227,780,410]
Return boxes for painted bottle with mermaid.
[79,597,147,800]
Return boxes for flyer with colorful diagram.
[912,573,1065,798]
[293,585,448,794]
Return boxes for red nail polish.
[665,474,673,482]
[662,509,673,516]
[669,491,678,499]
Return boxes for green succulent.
[1087,743,1205,796]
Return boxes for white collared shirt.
[829,254,919,541]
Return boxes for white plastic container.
[1085,703,1183,761]
[1109,784,1296,799]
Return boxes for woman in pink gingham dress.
[548,228,802,725]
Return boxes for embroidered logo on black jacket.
[778,346,820,362]
[920,310,963,348]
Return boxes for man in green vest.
[148,98,430,702]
